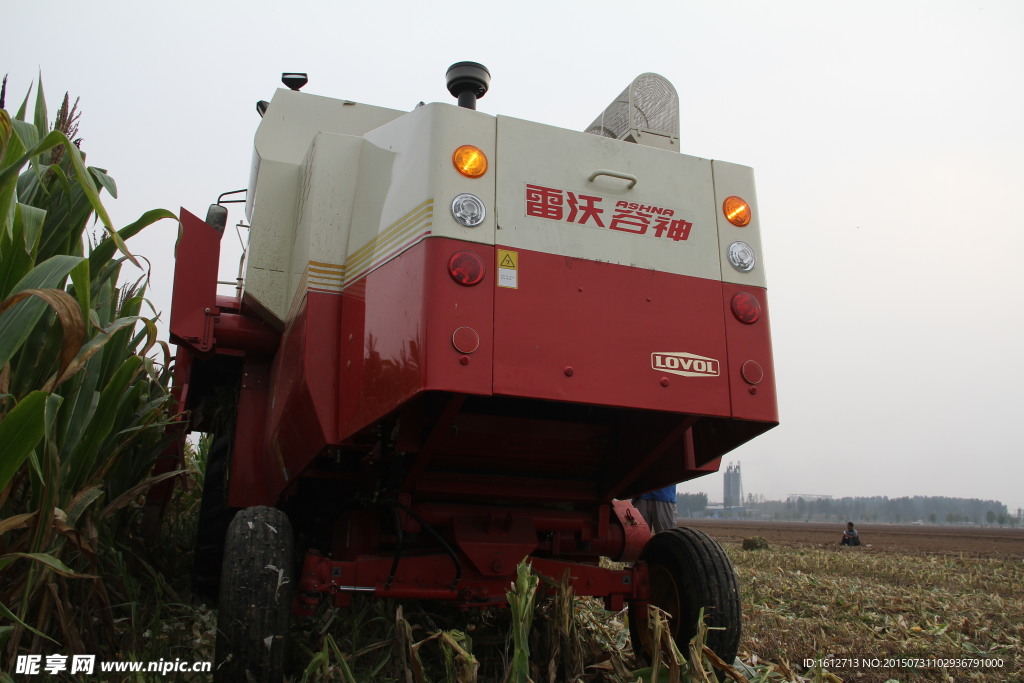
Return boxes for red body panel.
[493,247,732,416]
[722,283,778,423]
[228,359,274,507]
[260,293,342,500]
[170,210,222,353]
[337,238,495,439]
[248,237,776,504]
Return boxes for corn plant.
[0,76,178,666]
[505,560,539,683]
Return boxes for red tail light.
[730,292,761,324]
[448,251,485,286]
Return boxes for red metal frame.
[296,553,652,614]
[294,500,652,614]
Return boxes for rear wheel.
[630,527,741,671]
[215,506,294,683]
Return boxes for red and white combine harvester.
[168,63,777,679]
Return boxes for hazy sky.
[6,1,1023,513]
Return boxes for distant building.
[786,494,833,503]
[724,463,744,510]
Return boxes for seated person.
[840,521,861,546]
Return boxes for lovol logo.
[651,352,721,378]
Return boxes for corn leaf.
[88,208,177,270]
[15,82,32,121]
[0,551,94,579]
[0,112,28,238]
[0,390,47,491]
[0,204,39,300]
[9,117,40,153]
[0,129,66,190]
[89,168,117,199]
[1,288,84,392]
[32,73,48,139]
[65,485,104,527]
[16,203,46,255]
[59,141,138,268]
[0,255,84,371]
[68,259,90,330]
[0,512,37,535]
[64,355,143,490]
[54,315,143,388]
[101,469,183,520]
[0,598,58,646]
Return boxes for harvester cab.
[168,63,777,680]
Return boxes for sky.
[5,1,1023,514]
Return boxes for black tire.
[630,527,741,672]
[215,506,294,683]
[194,435,237,599]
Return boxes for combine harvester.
[168,62,777,680]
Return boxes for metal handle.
[588,169,638,189]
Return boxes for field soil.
[679,519,1024,558]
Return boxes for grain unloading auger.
[167,62,777,680]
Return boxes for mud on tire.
[215,506,294,682]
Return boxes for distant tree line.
[677,494,1019,526]
[771,495,1016,526]
[676,492,708,517]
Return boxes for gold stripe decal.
[305,199,433,293]
[346,199,433,275]
[308,261,346,293]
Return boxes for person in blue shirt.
[633,484,677,534]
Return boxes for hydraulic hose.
[393,500,463,589]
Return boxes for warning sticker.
[497,249,518,289]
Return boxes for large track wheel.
[193,435,237,599]
[630,527,741,673]
[215,506,294,683]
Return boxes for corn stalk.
[505,559,539,683]
[0,76,178,665]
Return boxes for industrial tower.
[724,462,744,509]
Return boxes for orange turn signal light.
[453,145,488,178]
[723,196,751,227]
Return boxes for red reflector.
[730,292,761,324]
[448,251,485,286]
[452,326,480,353]
[741,360,764,385]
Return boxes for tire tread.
[631,526,741,671]
[214,506,293,683]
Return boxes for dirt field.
[678,519,1024,558]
